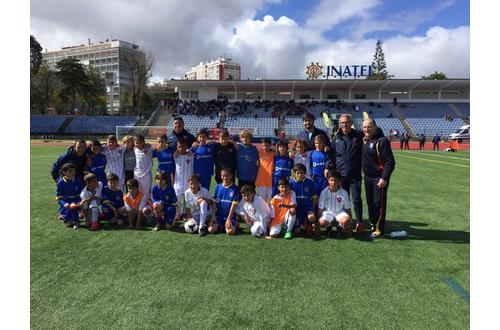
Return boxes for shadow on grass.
[386,220,469,244]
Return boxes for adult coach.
[362,119,395,238]
[167,116,196,148]
[51,139,88,182]
[333,114,364,234]
[296,112,332,151]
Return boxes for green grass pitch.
[30,145,470,329]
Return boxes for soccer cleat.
[73,224,80,230]
[199,225,208,237]
[90,222,99,231]
[153,225,160,231]
[356,222,364,235]
[284,231,293,239]
[370,230,382,239]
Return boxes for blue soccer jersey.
[290,178,315,208]
[192,144,215,190]
[273,155,293,179]
[213,183,239,224]
[153,147,176,174]
[86,152,107,186]
[310,150,328,176]
[236,144,259,181]
[102,187,125,209]
[151,184,178,206]
[56,177,84,223]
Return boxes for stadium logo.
[306,62,323,79]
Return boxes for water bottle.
[389,230,408,238]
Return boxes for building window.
[189,91,199,99]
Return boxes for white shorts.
[125,204,151,213]
[257,186,272,202]
[136,173,153,199]
[319,211,349,224]
[269,211,295,236]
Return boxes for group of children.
[55,129,354,239]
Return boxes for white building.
[184,57,241,81]
[43,39,145,113]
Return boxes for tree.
[56,58,89,113]
[367,39,392,80]
[30,35,43,77]
[31,62,59,113]
[422,71,447,80]
[81,66,107,114]
[121,50,154,115]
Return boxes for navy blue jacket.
[362,128,395,180]
[333,129,364,180]
[51,146,88,182]
[167,129,196,148]
[296,127,332,151]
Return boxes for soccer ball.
[184,218,199,234]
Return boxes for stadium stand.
[405,118,467,137]
[353,118,406,137]
[166,115,220,135]
[397,103,454,118]
[225,117,278,137]
[30,115,67,134]
[64,116,139,135]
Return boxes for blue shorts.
[58,199,80,223]
[156,205,176,225]
[313,176,328,196]
[215,216,237,230]
[295,204,315,226]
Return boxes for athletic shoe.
[73,224,80,230]
[90,222,99,231]
[153,225,160,231]
[356,222,364,235]
[370,230,382,239]
[284,231,293,239]
[199,226,208,237]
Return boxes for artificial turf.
[30,145,470,329]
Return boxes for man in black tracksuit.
[362,119,396,238]
[333,114,364,234]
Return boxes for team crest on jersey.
[75,187,79,192]
[369,143,374,149]
[337,196,343,203]
[186,159,191,164]
[251,207,256,215]
[305,187,309,192]
[229,191,234,197]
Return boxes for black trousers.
[238,179,255,191]
[341,176,363,223]
[364,176,390,234]
[433,142,439,151]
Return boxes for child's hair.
[126,178,139,189]
[262,138,272,145]
[219,129,229,138]
[107,135,117,143]
[197,129,209,137]
[177,139,188,147]
[303,112,315,121]
[188,174,200,183]
[220,168,233,176]
[240,185,255,195]
[155,172,169,182]
[122,135,133,145]
[74,139,86,146]
[84,173,98,184]
[173,116,184,123]
[240,129,253,139]
[158,134,168,142]
[90,139,101,147]
[293,163,307,173]
[276,140,288,150]
[135,134,145,142]
[106,173,119,182]
[61,163,75,174]
[294,139,307,149]
[327,169,341,179]
[314,135,326,144]
[277,178,289,187]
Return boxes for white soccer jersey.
[134,146,154,178]
[80,181,103,208]
[174,153,194,194]
[236,195,271,227]
[318,187,351,214]
[185,186,211,217]
[293,151,312,180]
[102,145,125,184]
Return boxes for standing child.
[173,139,194,218]
[184,174,213,236]
[214,129,237,184]
[133,134,155,200]
[235,185,271,238]
[122,135,136,192]
[101,135,126,189]
[255,138,274,202]
[56,163,84,229]
[151,172,178,231]
[102,173,127,226]
[192,129,215,190]
[86,139,108,187]
[123,178,152,229]
[79,173,103,231]
[152,134,176,186]
[317,170,352,238]
[291,139,312,180]
[310,135,333,196]
[235,130,259,189]
[267,178,297,240]
[272,140,293,197]
[290,163,319,239]
[211,168,240,235]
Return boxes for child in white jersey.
[236,185,271,238]
[80,173,103,231]
[173,139,194,219]
[184,174,213,237]
[133,134,155,200]
[101,135,125,189]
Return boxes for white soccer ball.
[184,218,199,234]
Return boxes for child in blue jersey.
[192,129,215,190]
[86,139,108,187]
[56,163,84,229]
[152,134,176,186]
[272,140,294,197]
[102,173,127,226]
[290,163,320,239]
[151,172,178,231]
[211,168,240,235]
[235,130,259,189]
[310,135,332,196]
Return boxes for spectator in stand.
[167,116,196,148]
[432,134,441,151]
[296,112,332,151]
[51,139,88,183]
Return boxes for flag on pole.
[322,112,331,128]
